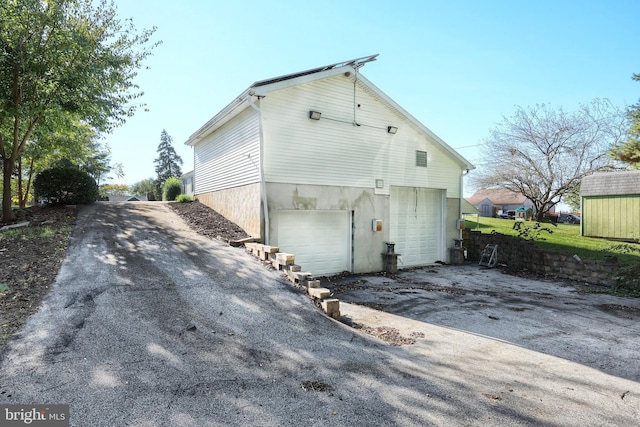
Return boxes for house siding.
[260,74,463,198]
[194,107,260,194]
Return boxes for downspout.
[460,168,470,239]
[248,94,270,244]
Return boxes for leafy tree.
[100,183,130,198]
[154,130,183,188]
[473,99,627,221]
[0,0,158,221]
[131,178,157,198]
[609,73,640,168]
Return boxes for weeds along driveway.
[0,202,638,426]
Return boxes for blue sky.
[105,0,640,195]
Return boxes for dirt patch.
[0,206,78,348]
[168,201,251,243]
[352,324,421,346]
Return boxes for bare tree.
[473,99,628,221]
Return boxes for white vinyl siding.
[390,187,444,267]
[194,107,260,194]
[260,74,463,198]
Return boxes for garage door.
[277,210,351,276]
[390,187,443,268]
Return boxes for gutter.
[247,94,270,245]
[459,169,471,239]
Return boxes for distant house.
[466,189,535,217]
[184,55,474,275]
[580,171,640,241]
[106,195,148,202]
[181,171,194,196]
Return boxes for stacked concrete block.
[243,245,341,320]
[321,299,341,320]
[272,252,295,271]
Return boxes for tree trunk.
[24,157,35,208]
[17,158,24,209]
[2,156,16,222]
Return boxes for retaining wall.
[462,229,619,286]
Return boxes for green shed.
[580,170,640,241]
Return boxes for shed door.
[277,210,351,276]
[390,187,443,268]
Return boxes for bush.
[34,165,98,205]
[162,177,182,201]
[175,194,193,203]
[612,262,640,296]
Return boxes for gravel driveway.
[0,202,638,426]
[325,264,640,382]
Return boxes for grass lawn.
[464,216,640,264]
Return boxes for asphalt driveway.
[0,202,638,426]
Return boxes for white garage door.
[277,210,351,276]
[390,187,443,268]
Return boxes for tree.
[100,183,130,198]
[154,129,183,186]
[609,73,640,168]
[473,99,628,221]
[130,178,156,198]
[0,0,158,221]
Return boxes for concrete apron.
[341,302,639,421]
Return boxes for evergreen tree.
[154,129,183,186]
[609,73,640,168]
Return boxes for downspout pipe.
[248,94,270,244]
[459,169,470,239]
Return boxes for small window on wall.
[416,150,428,167]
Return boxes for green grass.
[465,217,640,264]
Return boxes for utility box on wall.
[372,219,383,232]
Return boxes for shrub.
[162,177,182,201]
[34,165,98,205]
[175,194,193,203]
[611,262,640,295]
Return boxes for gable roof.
[467,188,528,206]
[184,55,474,171]
[581,170,640,197]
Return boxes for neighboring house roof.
[184,54,474,171]
[466,188,528,206]
[108,195,148,202]
[181,170,194,180]
[580,170,640,197]
[461,199,480,214]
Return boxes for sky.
[103,0,640,196]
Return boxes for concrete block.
[289,264,302,272]
[308,287,331,299]
[275,253,295,265]
[262,245,279,254]
[307,280,321,289]
[321,299,341,320]
[245,242,259,254]
[287,270,311,284]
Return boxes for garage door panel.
[277,210,350,275]
[390,187,442,267]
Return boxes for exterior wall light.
[309,111,322,120]
[387,126,398,134]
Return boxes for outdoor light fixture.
[309,111,322,120]
[387,126,398,134]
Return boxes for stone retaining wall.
[462,229,618,286]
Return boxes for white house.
[185,55,474,275]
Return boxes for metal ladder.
[479,244,498,268]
